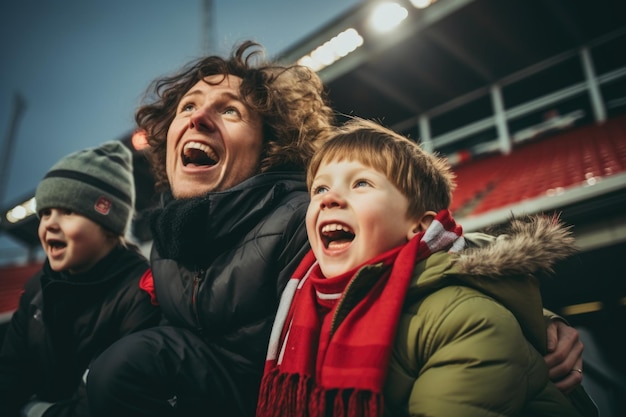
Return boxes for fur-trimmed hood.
[457,214,577,277]
[410,214,577,353]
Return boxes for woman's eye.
[223,106,242,117]
[181,103,195,112]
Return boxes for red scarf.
[257,210,464,417]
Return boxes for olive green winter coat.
[382,216,597,416]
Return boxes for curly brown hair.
[136,40,336,191]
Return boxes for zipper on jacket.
[329,270,362,335]
[191,271,205,335]
[330,264,384,335]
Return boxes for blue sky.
[0,0,362,261]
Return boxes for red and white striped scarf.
[257,209,464,417]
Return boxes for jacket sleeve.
[406,288,582,417]
[116,268,162,338]
[2,316,89,417]
[0,278,40,417]
[24,378,89,417]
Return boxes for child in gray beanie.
[0,141,161,417]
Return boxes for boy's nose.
[320,191,346,209]
[41,210,61,228]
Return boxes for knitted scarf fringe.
[257,369,383,417]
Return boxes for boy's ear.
[407,211,437,240]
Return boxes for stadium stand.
[0,261,41,341]
[452,114,626,216]
[1,1,625,414]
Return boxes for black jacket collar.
[150,172,306,268]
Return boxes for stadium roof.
[277,0,626,131]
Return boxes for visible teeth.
[184,141,217,158]
[182,141,219,165]
[320,223,355,249]
[321,223,353,234]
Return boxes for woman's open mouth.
[182,141,219,166]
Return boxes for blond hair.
[307,118,456,218]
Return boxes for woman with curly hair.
[87,41,334,417]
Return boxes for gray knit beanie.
[35,141,135,236]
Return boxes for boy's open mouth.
[321,223,355,249]
[47,238,66,249]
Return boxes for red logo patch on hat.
[94,196,112,215]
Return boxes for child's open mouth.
[47,239,66,256]
[321,223,355,249]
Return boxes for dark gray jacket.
[0,246,161,417]
[149,172,310,386]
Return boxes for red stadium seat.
[454,115,626,216]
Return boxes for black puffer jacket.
[0,246,161,417]
[149,172,310,379]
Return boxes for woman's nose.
[189,105,216,131]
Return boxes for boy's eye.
[40,208,51,217]
[354,180,371,188]
[312,185,328,195]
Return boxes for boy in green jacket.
[256,118,596,417]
